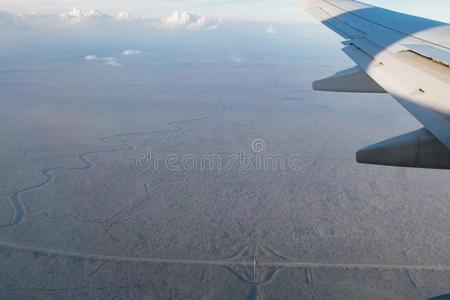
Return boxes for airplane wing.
[299,0,450,169]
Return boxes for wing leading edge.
[299,0,450,169]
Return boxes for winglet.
[357,128,450,169]
[313,66,386,93]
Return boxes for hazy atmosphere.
[1,1,450,299]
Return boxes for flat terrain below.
[1,40,450,299]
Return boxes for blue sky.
[2,0,450,69]
[1,0,450,24]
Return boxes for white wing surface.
[299,0,450,169]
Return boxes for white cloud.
[266,25,277,35]
[122,49,142,56]
[116,11,134,21]
[84,55,122,67]
[161,11,220,31]
[56,8,151,27]
[53,8,155,27]
[0,9,220,31]
[100,56,122,66]
[103,60,122,67]
[59,8,110,26]
[84,54,98,61]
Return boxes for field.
[1,30,450,299]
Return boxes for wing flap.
[343,42,450,149]
[402,43,450,66]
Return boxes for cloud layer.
[0,8,221,31]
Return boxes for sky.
[1,0,450,70]
[1,0,450,24]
